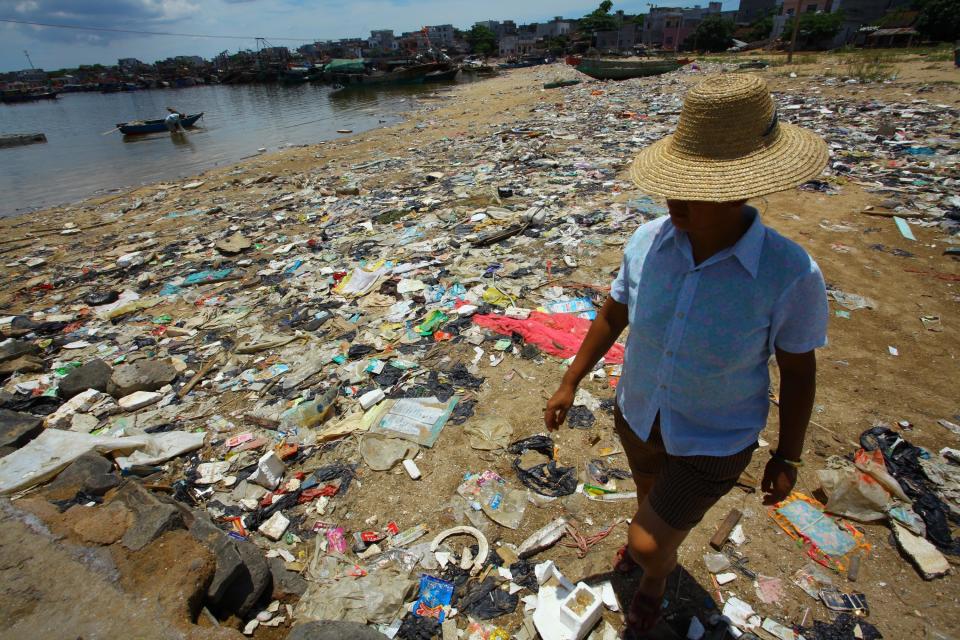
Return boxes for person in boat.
[544,74,828,637]
[164,107,187,133]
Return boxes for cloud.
[1,0,200,45]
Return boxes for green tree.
[688,15,735,51]
[579,0,619,33]
[913,0,960,42]
[543,35,571,56]
[747,14,774,41]
[782,11,844,46]
[466,24,497,57]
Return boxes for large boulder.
[43,451,120,500]
[0,355,44,378]
[114,481,184,551]
[107,359,177,398]
[0,339,39,364]
[269,556,308,599]
[0,409,43,451]
[59,359,113,399]
[181,508,272,618]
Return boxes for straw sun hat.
[630,74,828,202]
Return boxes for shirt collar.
[655,207,765,279]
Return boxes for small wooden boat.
[543,79,581,89]
[575,58,681,81]
[117,113,203,135]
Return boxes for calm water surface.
[0,80,464,217]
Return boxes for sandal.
[614,544,640,574]
[622,589,664,638]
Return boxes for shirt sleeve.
[771,259,828,354]
[609,252,629,305]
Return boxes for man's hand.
[761,457,798,505]
[544,383,576,431]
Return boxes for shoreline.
[0,81,440,219]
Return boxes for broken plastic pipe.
[430,526,489,575]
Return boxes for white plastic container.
[559,583,603,640]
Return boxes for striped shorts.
[614,406,756,531]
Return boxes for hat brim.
[629,122,829,202]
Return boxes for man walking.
[544,74,829,636]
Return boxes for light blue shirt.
[610,209,828,456]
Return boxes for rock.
[215,234,252,255]
[43,388,105,428]
[268,557,308,598]
[286,621,389,640]
[892,522,950,580]
[0,339,39,364]
[0,354,44,377]
[44,451,120,500]
[107,359,177,398]
[335,185,360,196]
[59,358,112,399]
[185,510,247,606]
[0,409,43,450]
[221,537,272,616]
[115,481,184,551]
[72,501,131,545]
[180,500,271,616]
[118,390,162,411]
[69,412,100,433]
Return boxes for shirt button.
[676,312,685,319]
[666,350,673,357]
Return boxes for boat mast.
[24,50,35,69]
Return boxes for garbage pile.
[0,62,957,639]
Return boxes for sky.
[0,0,740,72]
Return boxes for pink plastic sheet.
[473,312,624,364]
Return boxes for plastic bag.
[359,434,419,471]
[463,416,513,450]
[817,468,891,522]
[460,576,519,620]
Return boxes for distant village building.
[475,19,518,41]
[426,24,456,46]
[14,68,47,84]
[830,0,913,45]
[736,0,777,23]
[117,58,146,73]
[596,23,640,51]
[498,32,538,57]
[368,29,398,52]
[642,2,725,50]
[534,17,572,38]
[400,30,431,53]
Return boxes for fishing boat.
[575,58,682,81]
[1,88,58,104]
[422,66,459,82]
[117,113,204,135]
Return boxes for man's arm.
[544,297,629,430]
[762,347,817,504]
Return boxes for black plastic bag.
[507,435,555,458]
[459,577,519,620]
[513,458,577,497]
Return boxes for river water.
[0,79,466,217]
